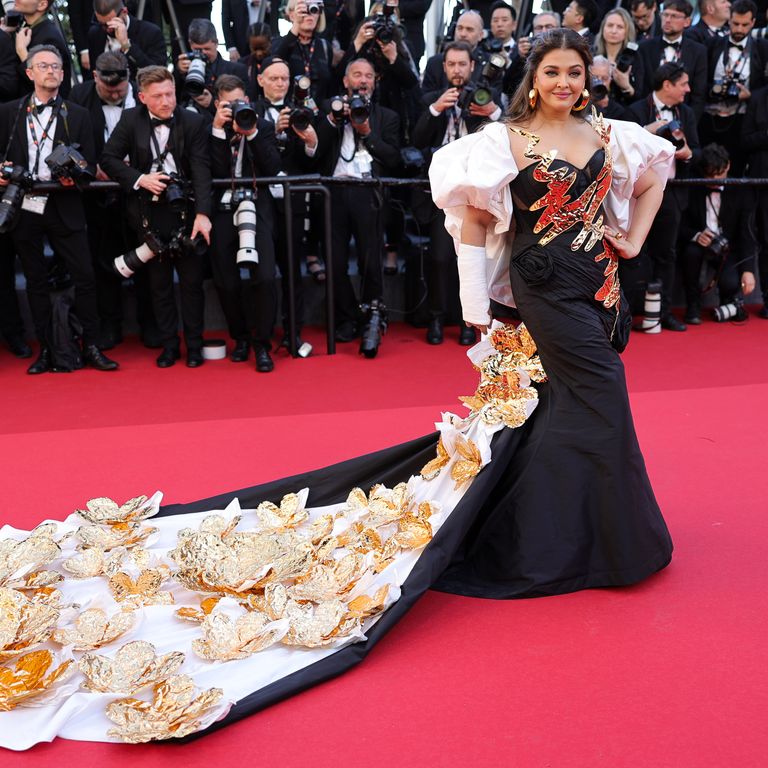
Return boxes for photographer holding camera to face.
[315,56,400,351]
[0,45,118,374]
[101,65,213,368]
[629,61,700,331]
[209,74,281,372]
[679,143,757,325]
[272,0,335,105]
[174,18,248,118]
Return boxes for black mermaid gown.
[155,126,673,738]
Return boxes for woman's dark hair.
[504,29,593,125]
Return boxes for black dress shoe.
[156,348,180,368]
[661,315,687,332]
[335,321,360,343]
[254,346,274,372]
[83,344,119,371]
[96,328,123,351]
[230,339,250,362]
[426,318,444,345]
[458,324,477,346]
[684,310,702,325]
[186,349,204,368]
[6,336,33,358]
[27,347,52,375]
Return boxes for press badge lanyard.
[299,37,316,77]
[722,45,747,80]
[149,126,173,173]
[26,100,59,179]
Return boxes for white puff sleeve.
[429,122,519,310]
[604,118,676,233]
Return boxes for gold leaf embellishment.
[450,435,483,489]
[0,587,60,660]
[105,674,225,743]
[420,438,450,481]
[52,607,136,650]
[75,495,155,526]
[0,650,74,710]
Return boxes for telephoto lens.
[641,279,662,333]
[113,242,157,278]
[231,99,257,132]
[359,299,387,358]
[330,95,346,123]
[348,90,370,125]
[234,199,258,265]
[185,51,207,96]
[712,301,747,322]
[0,165,33,234]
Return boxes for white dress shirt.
[26,98,57,181]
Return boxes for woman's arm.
[457,206,495,333]
[604,167,664,258]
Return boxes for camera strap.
[228,135,257,195]
[299,37,317,78]
[26,96,60,179]
[721,45,747,80]
[149,125,173,173]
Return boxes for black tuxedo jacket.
[16,18,72,97]
[68,79,139,157]
[411,107,487,153]
[0,30,19,101]
[252,98,319,174]
[221,0,250,59]
[209,118,281,217]
[678,185,757,274]
[706,36,768,94]
[87,16,167,79]
[741,85,768,176]
[270,32,335,104]
[315,102,400,177]
[685,20,724,48]
[0,95,95,226]
[100,105,212,219]
[638,36,708,118]
[628,95,700,206]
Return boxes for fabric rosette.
[511,244,554,286]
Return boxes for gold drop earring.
[572,88,590,111]
[528,88,538,109]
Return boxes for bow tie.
[34,98,57,113]
[663,40,681,50]
[730,41,746,50]
[150,117,173,128]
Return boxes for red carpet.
[1,318,766,767]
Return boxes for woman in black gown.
[0,31,675,749]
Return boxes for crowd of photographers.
[0,0,766,374]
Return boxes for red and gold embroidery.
[511,111,620,310]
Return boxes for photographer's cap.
[258,56,288,74]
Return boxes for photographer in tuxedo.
[88,0,167,81]
[0,45,118,373]
[174,18,247,119]
[1,0,72,97]
[254,56,320,349]
[638,0,708,118]
[315,56,400,343]
[678,143,757,324]
[412,40,502,346]
[70,50,159,350]
[629,61,700,331]
[209,74,281,372]
[100,65,212,368]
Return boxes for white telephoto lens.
[234,200,258,265]
[113,242,155,278]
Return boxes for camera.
[589,76,609,102]
[712,299,747,322]
[482,37,504,54]
[163,172,189,212]
[167,228,207,258]
[330,95,346,123]
[706,233,729,259]
[232,188,258,266]
[45,144,95,189]
[184,50,208,97]
[0,164,34,234]
[615,41,638,74]
[4,9,23,28]
[306,1,323,14]
[113,230,166,277]
[359,299,387,358]
[229,99,257,132]
[711,77,741,103]
[370,3,398,45]
[289,75,314,131]
[456,53,505,112]
[657,119,686,150]
[348,89,370,125]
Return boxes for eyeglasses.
[661,11,686,19]
[32,62,63,72]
